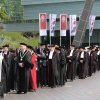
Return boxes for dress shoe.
[17,91,21,94]
[24,92,27,94]
[29,89,36,92]
[0,95,4,99]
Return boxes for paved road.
[3,72,100,100]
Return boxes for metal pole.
[60,36,61,46]
[89,31,90,47]
[70,35,71,45]
[50,36,51,45]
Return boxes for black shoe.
[51,86,54,88]
[29,89,36,92]
[24,92,27,94]
[17,91,21,94]
[0,95,4,99]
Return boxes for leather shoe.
[0,95,4,99]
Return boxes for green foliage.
[0,0,10,20]
[0,30,39,48]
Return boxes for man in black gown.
[16,43,33,94]
[0,47,7,99]
[47,44,60,88]
[3,44,15,93]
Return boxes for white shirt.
[88,52,91,56]
[69,50,74,56]
[49,50,54,59]
[0,53,3,82]
[4,52,7,55]
[97,51,100,55]
[80,51,84,58]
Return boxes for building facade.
[4,0,100,46]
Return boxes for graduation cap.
[20,43,27,46]
[39,43,45,46]
[3,44,9,48]
[55,47,61,51]
[48,44,55,47]
[79,46,85,49]
[27,45,33,49]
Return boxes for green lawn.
[0,30,39,48]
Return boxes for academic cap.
[48,44,55,47]
[79,46,85,49]
[27,45,33,49]
[55,47,61,51]
[39,43,45,46]
[20,43,27,46]
[2,44,9,48]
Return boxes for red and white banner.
[89,15,96,36]
[49,14,57,36]
[39,13,47,36]
[60,14,67,36]
[69,15,77,36]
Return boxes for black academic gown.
[3,52,15,92]
[66,49,77,81]
[48,51,60,87]
[0,59,7,96]
[97,52,100,71]
[88,51,98,75]
[59,52,66,86]
[16,50,33,93]
[78,52,89,79]
[36,48,47,87]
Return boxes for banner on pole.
[69,15,77,36]
[39,13,47,36]
[89,15,96,36]
[60,14,67,36]
[49,14,57,36]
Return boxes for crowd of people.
[0,43,100,99]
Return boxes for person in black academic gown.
[97,47,100,71]
[0,47,7,99]
[66,45,77,81]
[77,46,89,79]
[15,43,33,94]
[91,46,98,74]
[2,44,15,93]
[55,47,66,86]
[36,43,47,87]
[47,44,60,88]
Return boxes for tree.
[0,0,10,20]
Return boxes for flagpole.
[60,36,61,46]
[89,31,90,47]
[70,34,71,45]
[50,36,51,45]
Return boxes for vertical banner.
[49,14,57,36]
[60,14,67,36]
[69,15,77,36]
[39,13,47,36]
[89,15,96,36]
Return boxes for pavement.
[3,71,100,100]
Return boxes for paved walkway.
[3,72,100,100]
